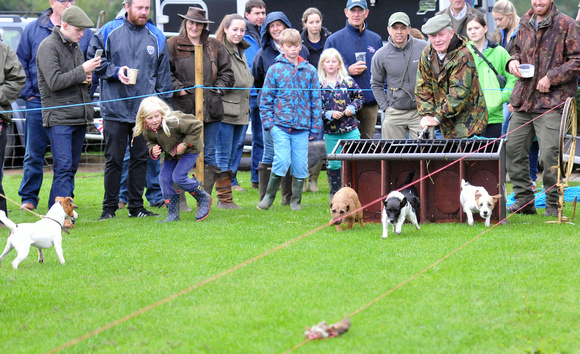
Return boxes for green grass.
[1,171,579,353]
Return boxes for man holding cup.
[324,0,382,139]
[89,0,172,220]
[505,0,580,217]
[36,5,100,208]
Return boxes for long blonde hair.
[215,13,245,43]
[317,48,349,84]
[492,0,520,38]
[134,96,175,137]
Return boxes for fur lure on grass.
[304,318,351,340]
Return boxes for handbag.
[472,46,507,89]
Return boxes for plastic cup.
[519,64,534,78]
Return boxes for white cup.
[519,64,534,78]
[127,68,139,85]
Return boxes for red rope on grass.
[47,102,566,353]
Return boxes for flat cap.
[388,12,411,27]
[421,14,452,35]
[62,6,94,28]
[346,0,368,10]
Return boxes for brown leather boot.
[216,170,241,209]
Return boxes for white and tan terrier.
[0,197,78,269]
[460,179,501,227]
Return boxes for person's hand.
[420,116,439,129]
[507,104,514,112]
[508,60,522,78]
[537,75,551,93]
[175,143,187,155]
[179,90,188,96]
[348,62,367,76]
[331,111,343,119]
[85,72,92,84]
[118,65,130,85]
[343,108,353,117]
[151,144,162,158]
[82,57,101,73]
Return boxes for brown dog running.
[329,187,364,231]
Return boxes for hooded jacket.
[324,20,383,106]
[0,41,26,123]
[507,4,580,114]
[36,26,94,127]
[251,12,310,90]
[415,34,488,138]
[17,8,93,100]
[88,15,172,123]
[259,54,322,134]
[467,40,516,125]
[300,26,331,68]
[167,27,234,123]
[371,35,428,111]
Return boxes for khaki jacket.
[0,41,26,122]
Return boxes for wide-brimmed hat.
[178,7,214,24]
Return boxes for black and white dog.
[382,171,421,238]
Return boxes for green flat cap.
[388,12,410,27]
[421,14,452,35]
[62,5,94,28]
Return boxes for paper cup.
[127,68,139,85]
[519,64,534,78]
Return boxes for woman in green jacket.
[214,14,255,209]
[466,14,516,138]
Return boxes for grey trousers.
[506,111,561,207]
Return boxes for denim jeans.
[159,153,200,198]
[102,120,147,213]
[47,125,86,208]
[119,144,163,205]
[18,97,50,207]
[249,96,263,182]
[204,121,220,166]
[270,126,309,178]
[216,122,246,172]
[230,123,248,185]
[0,121,8,213]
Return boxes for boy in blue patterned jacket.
[257,29,322,211]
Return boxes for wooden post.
[194,44,204,185]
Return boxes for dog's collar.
[43,216,70,235]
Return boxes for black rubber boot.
[258,162,272,202]
[327,168,342,204]
[203,164,221,195]
[257,174,283,210]
[290,177,305,211]
[159,194,180,223]
[280,171,293,205]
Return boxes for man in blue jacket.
[324,0,383,140]
[89,0,172,220]
[17,0,93,211]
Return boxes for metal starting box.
[327,139,507,224]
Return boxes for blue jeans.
[270,126,309,178]
[261,127,274,164]
[0,121,8,213]
[47,125,86,208]
[324,129,361,171]
[249,96,263,183]
[217,123,246,172]
[529,140,539,182]
[18,97,50,207]
[119,144,163,205]
[204,121,220,166]
[230,124,248,185]
[159,153,201,198]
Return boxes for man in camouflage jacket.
[415,14,488,139]
[505,0,580,217]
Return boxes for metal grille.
[328,139,504,161]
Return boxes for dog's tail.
[0,210,17,232]
[403,170,415,186]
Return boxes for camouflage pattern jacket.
[415,34,488,139]
[507,4,580,114]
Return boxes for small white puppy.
[0,197,78,269]
[382,190,420,238]
[460,179,502,227]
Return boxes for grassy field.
[0,171,579,353]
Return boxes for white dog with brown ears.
[460,179,502,227]
[0,197,78,269]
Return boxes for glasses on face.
[56,0,77,5]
